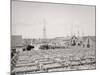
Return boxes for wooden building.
[82,36,96,48]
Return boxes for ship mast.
[43,18,46,39]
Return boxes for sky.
[12,0,96,39]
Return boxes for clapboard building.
[11,35,23,52]
[82,36,96,48]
